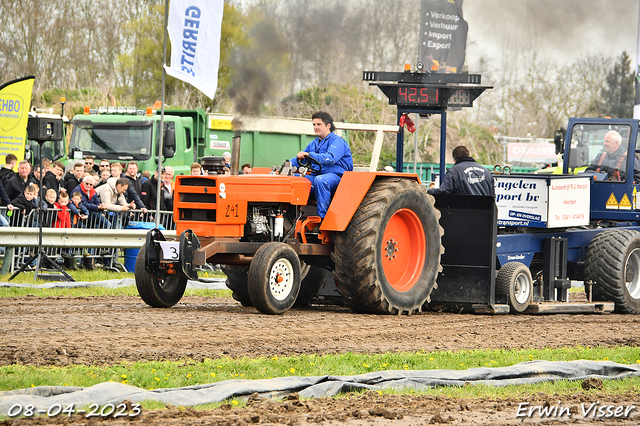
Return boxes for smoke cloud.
[227,17,289,116]
[464,0,638,66]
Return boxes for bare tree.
[0,0,135,106]
[358,0,420,71]
[0,0,75,92]
[472,29,611,139]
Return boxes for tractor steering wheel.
[298,155,321,174]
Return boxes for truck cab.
[560,117,640,222]
[67,107,207,175]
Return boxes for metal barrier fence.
[0,207,175,274]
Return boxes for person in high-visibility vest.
[585,130,640,183]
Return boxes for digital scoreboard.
[395,86,473,107]
[363,70,490,109]
[362,69,491,176]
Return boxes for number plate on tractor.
[158,241,180,261]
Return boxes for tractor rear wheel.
[135,245,187,308]
[331,178,443,314]
[247,242,301,314]
[584,229,640,314]
[221,265,252,306]
[496,262,532,313]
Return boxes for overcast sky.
[238,0,640,70]
[463,0,640,68]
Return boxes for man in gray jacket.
[427,146,494,197]
[95,177,130,212]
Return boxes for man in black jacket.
[4,160,35,200]
[123,162,146,212]
[141,169,160,209]
[0,177,10,208]
[63,162,85,194]
[0,153,17,186]
[43,160,65,195]
[427,146,494,197]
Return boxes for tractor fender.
[320,171,421,232]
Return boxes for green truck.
[67,107,207,175]
[62,107,324,175]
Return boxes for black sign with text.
[418,0,468,73]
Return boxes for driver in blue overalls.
[290,111,353,218]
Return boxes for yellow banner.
[0,76,35,163]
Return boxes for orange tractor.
[135,69,491,315]
[135,159,443,315]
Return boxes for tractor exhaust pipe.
[230,134,241,175]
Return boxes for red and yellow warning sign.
[619,193,632,210]
[605,193,619,209]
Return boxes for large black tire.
[135,245,187,308]
[331,178,443,314]
[495,262,532,313]
[221,264,252,306]
[247,242,301,314]
[293,264,331,307]
[584,229,640,314]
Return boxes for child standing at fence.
[8,184,37,215]
[53,192,71,228]
[43,188,59,227]
[69,191,89,228]
[7,184,37,226]
[44,188,57,209]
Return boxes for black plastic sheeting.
[1,360,639,415]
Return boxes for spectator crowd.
[0,152,252,272]
[0,154,182,230]
[1,153,253,228]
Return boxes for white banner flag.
[165,0,224,99]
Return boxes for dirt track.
[2,295,639,424]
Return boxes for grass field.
[1,347,639,410]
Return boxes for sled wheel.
[248,243,301,314]
[221,264,252,306]
[135,245,187,308]
[293,263,330,307]
[584,229,640,314]
[332,178,443,315]
[496,262,532,313]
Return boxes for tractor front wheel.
[135,245,187,308]
[247,243,301,314]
